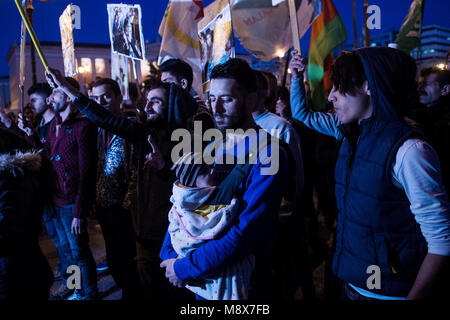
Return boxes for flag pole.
[25,0,37,85]
[19,20,26,113]
[14,0,48,70]
[363,0,370,47]
[281,48,292,88]
[288,0,302,55]
[352,0,358,49]
[418,0,425,62]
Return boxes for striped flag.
[308,0,347,110]
[158,0,204,93]
[396,0,424,53]
[158,0,204,65]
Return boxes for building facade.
[411,25,450,70]
[6,41,252,111]
[0,76,10,109]
[6,41,162,111]
[369,28,399,47]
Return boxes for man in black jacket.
[416,67,450,194]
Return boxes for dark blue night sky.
[1,0,449,76]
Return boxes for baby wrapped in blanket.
[168,152,255,300]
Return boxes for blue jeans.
[43,208,72,278]
[54,204,98,299]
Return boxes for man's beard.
[53,102,65,113]
[214,113,246,133]
[145,114,166,128]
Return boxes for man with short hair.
[253,70,314,300]
[160,58,291,300]
[261,71,278,114]
[0,83,55,141]
[289,48,450,300]
[416,67,450,194]
[28,83,55,141]
[159,58,215,134]
[19,77,98,300]
[253,70,303,197]
[27,83,63,286]
[419,67,450,108]
[159,58,194,92]
[89,77,141,299]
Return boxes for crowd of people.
[0,47,449,301]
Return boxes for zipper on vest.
[338,140,358,270]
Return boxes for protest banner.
[158,0,204,96]
[231,0,321,61]
[198,0,235,86]
[111,49,129,100]
[108,3,145,60]
[14,0,48,69]
[59,4,77,77]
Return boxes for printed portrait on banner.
[198,3,234,83]
[111,49,129,100]
[107,3,145,60]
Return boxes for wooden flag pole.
[14,0,48,69]
[417,0,425,61]
[281,48,292,89]
[352,0,358,49]
[363,0,370,47]
[19,20,26,112]
[288,0,302,55]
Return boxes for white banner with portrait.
[107,3,145,60]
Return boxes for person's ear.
[363,80,371,96]
[245,92,258,112]
[441,84,450,97]
[180,79,188,90]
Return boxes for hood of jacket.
[354,47,418,131]
[0,150,43,177]
[167,83,200,132]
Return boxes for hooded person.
[289,47,450,300]
[44,67,215,300]
[0,128,56,299]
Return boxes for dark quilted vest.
[333,120,427,297]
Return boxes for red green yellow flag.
[308,0,347,110]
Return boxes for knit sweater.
[27,110,97,218]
